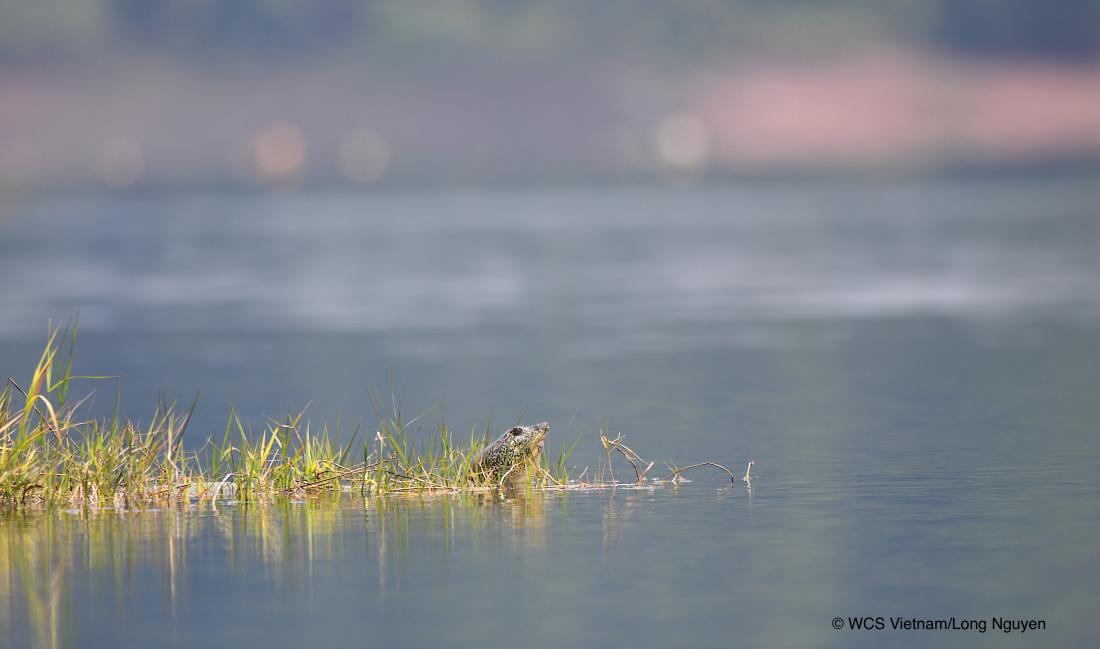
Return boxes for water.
[1,178,1099,647]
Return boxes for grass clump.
[0,326,578,511]
[2,325,742,512]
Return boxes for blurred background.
[1,1,1098,454]
[2,0,1100,189]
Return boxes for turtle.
[472,422,549,486]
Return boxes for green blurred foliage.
[1,0,1098,63]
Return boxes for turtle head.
[505,422,549,459]
[475,422,551,481]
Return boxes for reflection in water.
[601,486,651,556]
[0,492,563,649]
[1,515,75,649]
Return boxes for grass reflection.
[0,491,556,648]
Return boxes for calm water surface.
[1,178,1099,647]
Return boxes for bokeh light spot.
[252,122,307,184]
[339,130,391,184]
[654,112,711,169]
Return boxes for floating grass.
[1,326,742,511]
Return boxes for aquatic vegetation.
[1,326,738,511]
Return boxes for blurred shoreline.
[4,49,1100,192]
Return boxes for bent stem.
[657,461,738,484]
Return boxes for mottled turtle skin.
[474,422,549,484]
